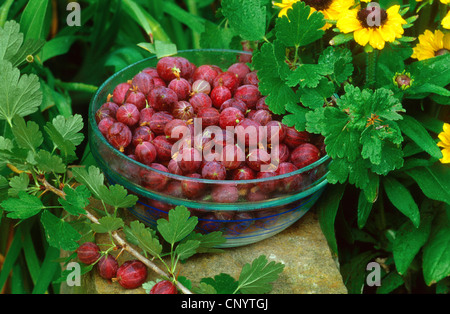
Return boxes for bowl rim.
[89,49,330,185]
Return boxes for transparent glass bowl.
[88,49,330,247]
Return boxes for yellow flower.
[273,0,355,29]
[336,4,407,50]
[411,29,450,60]
[437,123,450,164]
[441,0,450,4]
[443,10,450,29]
[273,0,301,17]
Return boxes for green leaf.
[125,220,162,257]
[0,60,42,125]
[376,272,404,294]
[193,282,217,294]
[11,115,43,152]
[200,273,239,294]
[1,191,44,219]
[383,176,420,227]
[59,185,90,216]
[397,114,443,159]
[221,0,266,41]
[35,150,66,174]
[422,212,450,285]
[40,210,81,251]
[157,206,198,245]
[406,164,450,205]
[275,2,325,47]
[162,2,205,33]
[97,184,138,209]
[71,166,105,199]
[317,183,346,255]
[300,78,335,110]
[199,21,235,49]
[252,42,296,114]
[286,63,332,88]
[357,190,373,229]
[393,211,433,275]
[0,20,22,62]
[318,46,354,84]
[41,35,77,63]
[91,216,124,233]
[19,0,50,40]
[8,172,30,198]
[50,114,85,146]
[175,240,200,261]
[236,255,284,294]
[186,231,226,253]
[282,103,309,131]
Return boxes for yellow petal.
[440,148,450,164]
[354,27,371,47]
[337,9,361,33]
[369,29,386,50]
[442,11,450,29]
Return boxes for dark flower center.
[357,6,388,28]
[303,0,333,11]
[435,48,450,56]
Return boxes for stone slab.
[61,207,346,294]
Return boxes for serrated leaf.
[157,206,198,245]
[186,231,226,253]
[125,220,162,257]
[300,78,335,110]
[71,166,105,199]
[282,103,308,131]
[286,63,332,88]
[11,115,43,153]
[91,216,124,233]
[1,191,44,219]
[97,184,138,209]
[236,255,284,294]
[59,185,90,216]
[275,2,325,47]
[200,273,239,294]
[0,20,23,62]
[8,173,30,198]
[44,122,77,161]
[221,0,266,41]
[318,46,354,84]
[175,240,200,261]
[35,150,66,174]
[193,282,217,294]
[51,114,85,146]
[0,60,42,125]
[200,21,235,49]
[40,210,81,251]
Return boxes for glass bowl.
[88,49,330,247]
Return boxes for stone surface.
[61,208,346,294]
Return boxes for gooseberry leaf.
[35,150,66,174]
[11,115,43,153]
[125,220,162,257]
[275,1,325,48]
[0,60,42,125]
[8,173,30,197]
[221,0,266,41]
[97,184,138,209]
[286,63,333,88]
[1,191,44,219]
[236,255,285,294]
[40,210,81,251]
[200,273,239,294]
[59,185,90,216]
[51,114,85,146]
[91,216,124,233]
[71,166,105,200]
[157,206,198,245]
[175,240,201,261]
[318,46,354,84]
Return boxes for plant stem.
[54,79,98,94]
[366,50,377,88]
[37,177,193,295]
[186,0,201,49]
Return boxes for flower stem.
[366,50,377,88]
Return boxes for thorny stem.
[35,175,193,295]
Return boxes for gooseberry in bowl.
[89,49,330,248]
